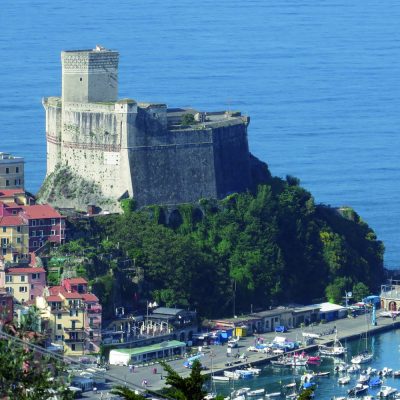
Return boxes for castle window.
[80,77,82,82]
[5,180,9,187]
[5,168,9,174]
[16,167,19,173]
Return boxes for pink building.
[19,204,66,252]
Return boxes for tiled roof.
[49,286,62,295]
[63,277,88,285]
[0,215,25,226]
[46,295,62,302]
[62,292,82,299]
[21,204,62,219]
[7,267,45,274]
[82,293,99,302]
[0,189,25,197]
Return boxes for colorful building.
[36,278,102,355]
[0,152,24,190]
[0,257,46,304]
[380,280,400,311]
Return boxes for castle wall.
[211,121,251,197]
[43,97,62,176]
[128,127,217,207]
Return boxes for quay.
[104,314,400,393]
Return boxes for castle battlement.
[42,47,255,211]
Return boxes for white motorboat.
[378,386,397,397]
[348,364,361,373]
[224,370,241,380]
[351,352,373,364]
[212,375,230,382]
[338,375,351,385]
[232,387,250,396]
[358,373,370,384]
[319,334,347,357]
[247,388,265,397]
[381,367,393,377]
[244,366,261,375]
[348,383,369,396]
[265,392,282,398]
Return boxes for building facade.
[0,153,24,190]
[36,277,102,355]
[42,46,258,211]
[380,280,400,311]
[0,289,14,324]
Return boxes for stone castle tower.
[42,46,256,210]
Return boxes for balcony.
[64,337,85,343]
[88,323,101,330]
[64,327,84,332]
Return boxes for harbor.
[103,313,400,396]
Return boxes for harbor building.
[380,280,400,311]
[0,152,24,190]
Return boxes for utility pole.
[233,280,237,318]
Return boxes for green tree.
[110,385,147,399]
[325,277,352,304]
[0,337,73,399]
[181,113,195,126]
[160,359,206,400]
[352,282,370,302]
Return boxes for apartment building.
[0,289,14,324]
[36,278,102,355]
[0,152,24,190]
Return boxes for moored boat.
[338,375,351,385]
[378,386,397,397]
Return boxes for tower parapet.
[61,45,119,103]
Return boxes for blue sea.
[1,1,399,268]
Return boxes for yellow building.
[0,215,29,263]
[36,291,86,355]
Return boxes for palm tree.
[110,385,147,399]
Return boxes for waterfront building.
[109,340,186,366]
[0,152,24,190]
[36,277,102,355]
[0,188,34,206]
[380,280,400,311]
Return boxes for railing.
[64,327,84,332]
[64,337,85,343]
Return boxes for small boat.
[366,367,377,375]
[381,367,393,377]
[212,375,230,382]
[393,370,400,378]
[351,352,373,364]
[338,375,351,385]
[265,392,282,398]
[348,383,369,396]
[378,386,397,397]
[348,364,361,373]
[235,370,253,379]
[244,367,261,375]
[247,388,265,397]
[284,383,297,389]
[358,374,370,384]
[335,362,349,373]
[319,334,347,357]
[232,388,250,396]
[224,371,241,380]
[315,371,330,377]
[301,373,316,383]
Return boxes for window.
[31,220,36,226]
[80,77,82,81]
[20,275,26,282]
[31,284,34,289]
[16,167,19,173]
[5,276,12,283]
[2,249,6,256]
[19,287,27,293]
[40,220,44,226]
[57,324,62,330]
[13,210,18,215]
[1,300,6,306]
[39,230,44,236]
[2,227,6,233]
[71,344,76,351]
[61,230,65,236]
[17,226,21,233]
[70,309,78,317]
[33,241,37,247]
[14,180,17,185]
[32,273,40,279]
[5,180,9,187]
[5,287,12,294]
[5,168,9,174]
[31,231,36,237]
[51,219,56,225]
[51,230,55,236]
[30,295,34,300]
[57,313,62,320]
[16,237,21,244]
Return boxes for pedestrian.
[144,379,148,387]
[160,374,163,380]
[129,365,133,373]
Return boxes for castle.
[42,46,264,211]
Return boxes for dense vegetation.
[48,175,384,319]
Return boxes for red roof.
[49,286,62,295]
[46,295,62,302]
[0,189,25,197]
[63,277,88,285]
[21,204,63,219]
[0,215,25,227]
[82,293,99,302]
[7,267,46,275]
[62,292,82,299]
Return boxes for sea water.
[1,1,399,267]
[211,329,400,399]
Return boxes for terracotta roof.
[62,292,82,299]
[82,293,99,302]
[63,277,88,285]
[0,215,25,226]
[21,204,63,219]
[7,267,46,274]
[0,189,25,197]
[46,295,62,302]
[49,286,62,295]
